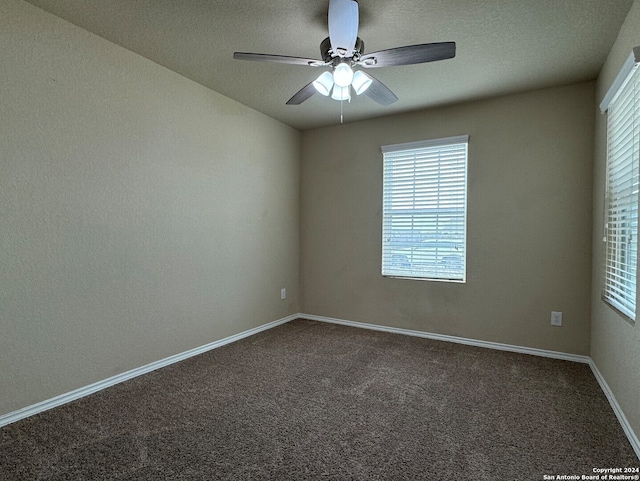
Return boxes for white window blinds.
[381,135,468,282]
[602,49,640,320]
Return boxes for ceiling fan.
[233,0,456,108]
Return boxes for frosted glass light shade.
[331,85,351,101]
[352,70,372,95]
[313,71,334,96]
[333,63,354,88]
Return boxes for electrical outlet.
[280,288,286,300]
[551,311,562,326]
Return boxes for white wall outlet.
[280,288,286,300]
[551,311,562,326]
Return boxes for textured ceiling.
[24,0,634,130]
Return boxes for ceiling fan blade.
[233,52,325,67]
[286,81,317,105]
[328,0,359,57]
[360,72,398,106]
[359,42,456,68]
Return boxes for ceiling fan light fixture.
[313,71,334,96]
[233,0,456,110]
[351,70,372,95]
[331,85,351,101]
[333,63,354,88]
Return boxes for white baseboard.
[0,314,297,428]
[301,313,591,363]
[588,360,640,459]
[302,313,639,461]
[3,312,639,461]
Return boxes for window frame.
[380,135,469,283]
[600,47,640,322]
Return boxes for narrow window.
[601,47,640,321]
[381,135,468,282]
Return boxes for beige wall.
[591,0,640,442]
[4,0,636,442]
[301,82,595,355]
[0,0,300,416]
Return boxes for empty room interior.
[2,0,640,478]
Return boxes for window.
[600,47,640,321]
[381,135,468,282]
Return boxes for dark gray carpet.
[1,319,638,480]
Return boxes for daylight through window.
[381,135,468,282]
[601,48,640,321]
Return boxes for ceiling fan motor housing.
[320,37,364,65]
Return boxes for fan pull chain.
[340,99,344,124]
